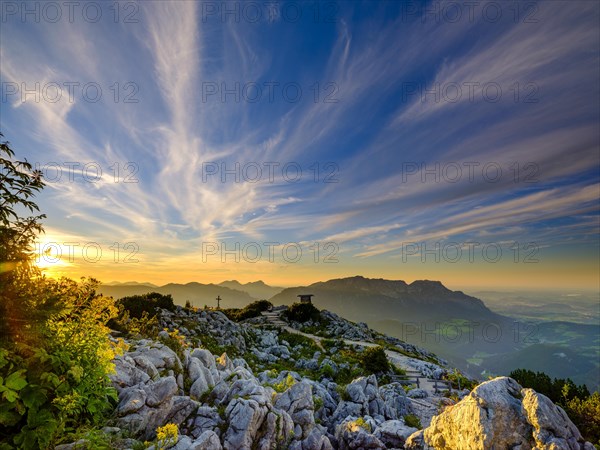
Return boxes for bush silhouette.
[116,292,175,319]
[283,302,320,323]
[222,300,273,322]
[361,346,390,374]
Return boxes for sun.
[33,238,71,275]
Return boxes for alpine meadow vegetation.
[0,134,124,449]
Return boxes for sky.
[1,0,599,291]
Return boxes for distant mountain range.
[104,281,159,287]
[99,280,284,309]
[218,280,283,300]
[98,282,256,309]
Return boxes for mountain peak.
[408,279,450,292]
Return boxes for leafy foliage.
[509,368,590,402]
[159,329,188,360]
[221,300,273,322]
[155,423,178,449]
[111,310,160,339]
[563,392,600,448]
[336,384,351,401]
[360,346,390,374]
[351,417,371,432]
[115,292,175,319]
[0,133,57,345]
[444,369,478,391]
[0,136,123,448]
[510,368,597,446]
[313,395,324,411]
[320,363,335,380]
[272,374,297,393]
[0,280,123,448]
[282,302,321,323]
[404,414,422,429]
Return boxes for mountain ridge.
[270,276,495,320]
[218,279,284,299]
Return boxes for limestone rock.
[522,388,584,450]
[191,430,222,450]
[373,419,418,448]
[335,416,385,450]
[189,406,224,438]
[288,427,334,450]
[274,381,316,438]
[407,388,429,399]
[379,383,412,419]
[116,387,147,416]
[144,376,178,407]
[223,398,268,450]
[418,377,593,450]
[422,377,531,449]
[110,355,150,390]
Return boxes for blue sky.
[1,0,599,289]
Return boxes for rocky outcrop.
[109,335,333,449]
[335,416,384,449]
[521,388,592,450]
[374,420,419,448]
[159,308,248,353]
[406,377,594,450]
[289,427,335,450]
[75,307,589,450]
[285,309,443,364]
[274,381,316,438]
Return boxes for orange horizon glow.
[40,261,600,293]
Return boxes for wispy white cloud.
[356,184,599,257]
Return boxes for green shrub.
[159,329,188,360]
[404,414,422,429]
[273,374,297,393]
[336,385,351,401]
[0,279,124,448]
[116,292,175,319]
[353,417,371,432]
[0,134,57,347]
[320,364,335,380]
[283,302,320,323]
[392,365,406,377]
[563,392,600,447]
[221,300,273,322]
[361,346,390,374]
[0,137,127,448]
[110,310,159,339]
[444,369,478,391]
[313,396,324,411]
[509,368,589,403]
